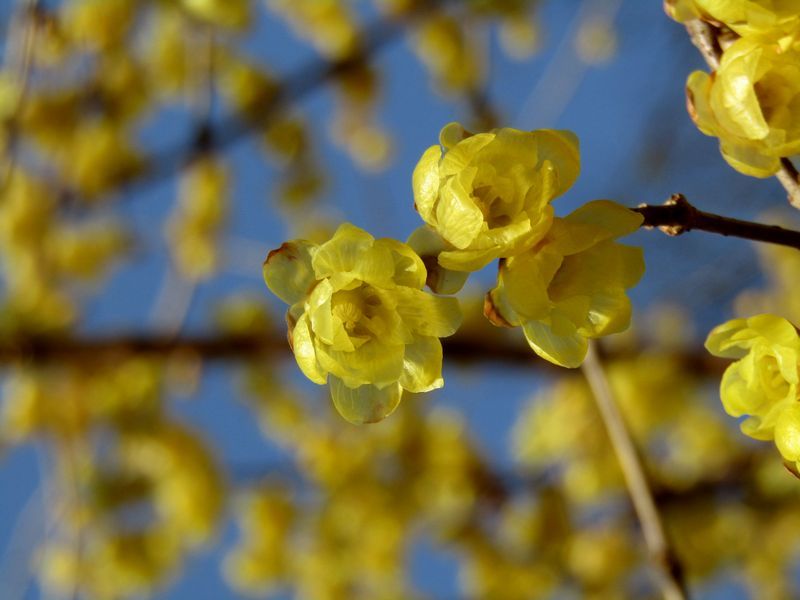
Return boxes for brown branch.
[636,194,800,250]
[683,20,800,209]
[0,328,727,379]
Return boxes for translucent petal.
[307,280,354,352]
[393,288,463,337]
[435,174,485,249]
[705,318,751,358]
[375,237,426,289]
[412,145,442,221]
[502,249,561,321]
[686,71,719,137]
[291,314,327,384]
[316,338,405,388]
[522,319,588,368]
[329,377,402,424]
[438,245,499,272]
[713,41,769,140]
[263,239,317,305]
[439,132,494,177]
[719,138,780,177]
[775,404,800,462]
[399,336,444,393]
[312,223,395,287]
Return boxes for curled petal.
[263,240,317,305]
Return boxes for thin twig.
[635,194,800,250]
[582,343,689,600]
[683,19,800,208]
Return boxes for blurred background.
[0,0,798,599]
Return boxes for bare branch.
[582,343,689,600]
[636,194,800,250]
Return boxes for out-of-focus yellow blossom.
[486,200,644,368]
[414,15,484,93]
[224,486,295,593]
[413,122,580,272]
[119,423,223,545]
[40,530,182,600]
[167,155,228,280]
[575,19,618,64]
[60,119,142,199]
[706,314,800,442]
[736,236,800,324]
[686,38,800,177]
[217,52,278,121]
[181,0,250,29]
[499,18,541,60]
[47,221,131,280]
[263,223,462,424]
[62,0,136,51]
[665,0,800,47]
[266,0,360,59]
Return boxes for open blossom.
[705,314,800,446]
[412,122,580,272]
[263,223,462,424]
[485,201,644,368]
[686,38,800,177]
[665,0,800,46]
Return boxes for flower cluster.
[265,123,645,421]
[705,314,800,467]
[666,0,800,177]
[413,123,644,368]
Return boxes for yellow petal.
[291,314,327,384]
[393,288,463,337]
[312,223,395,287]
[262,240,317,305]
[435,174,485,249]
[412,145,442,221]
[775,404,800,462]
[375,237,426,289]
[399,336,444,393]
[522,318,588,368]
[329,377,402,424]
[501,248,562,321]
[316,338,405,389]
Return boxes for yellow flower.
[665,0,800,47]
[412,122,580,272]
[706,314,800,441]
[687,38,800,177]
[263,223,462,424]
[485,200,644,368]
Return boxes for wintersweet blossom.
[485,200,644,368]
[705,314,800,443]
[412,122,580,272]
[687,38,800,177]
[263,223,462,424]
